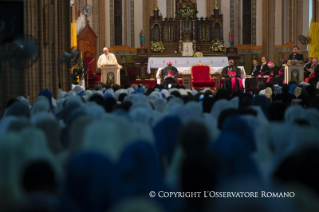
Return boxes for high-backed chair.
[85,57,99,87]
[191,63,216,90]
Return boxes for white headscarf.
[72,85,85,94]
[210,98,239,120]
[161,89,170,98]
[127,87,135,94]
[16,96,30,109]
[85,103,109,120]
[114,89,128,101]
[81,115,138,162]
[164,96,184,113]
[284,105,305,124]
[31,112,56,125]
[31,101,51,115]
[58,91,67,99]
[153,98,167,113]
[103,88,115,97]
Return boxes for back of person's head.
[112,101,132,112]
[215,88,230,100]
[113,84,120,92]
[239,108,257,116]
[218,108,239,129]
[282,84,290,93]
[181,152,219,211]
[170,91,182,99]
[118,93,127,103]
[267,102,286,121]
[122,83,131,89]
[22,161,57,194]
[182,95,193,104]
[273,147,319,195]
[178,121,210,156]
[239,93,253,109]
[202,96,215,113]
[88,93,104,106]
[266,83,273,89]
[257,81,265,90]
[104,97,117,113]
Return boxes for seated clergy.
[159,61,178,87]
[307,58,319,86]
[221,59,243,93]
[304,57,313,79]
[266,61,281,85]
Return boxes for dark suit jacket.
[160,66,178,84]
[260,62,270,76]
[269,66,280,76]
[251,65,261,77]
[288,53,304,61]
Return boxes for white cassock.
[97,53,118,67]
[97,53,119,84]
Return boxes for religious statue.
[140,30,145,48]
[229,29,234,47]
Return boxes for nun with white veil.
[81,115,138,163]
[210,97,239,121]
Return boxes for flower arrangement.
[210,40,225,52]
[177,5,196,19]
[151,42,165,53]
[194,52,203,57]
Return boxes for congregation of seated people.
[1,76,319,212]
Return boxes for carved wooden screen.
[163,23,176,42]
[198,23,210,42]
[213,23,222,40]
[77,25,98,73]
[151,24,161,42]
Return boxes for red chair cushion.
[192,80,216,87]
[192,66,210,81]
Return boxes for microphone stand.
[86,58,95,88]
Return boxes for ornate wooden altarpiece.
[134,0,238,81]
[149,0,225,56]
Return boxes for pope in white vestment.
[97,47,122,84]
[97,47,121,68]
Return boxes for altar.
[147,57,229,74]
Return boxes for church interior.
[1,0,319,211]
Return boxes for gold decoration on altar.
[154,0,158,10]
[214,0,218,9]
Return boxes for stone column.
[143,0,150,49]
[262,0,276,62]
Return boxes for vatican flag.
[71,20,77,47]
[309,21,319,59]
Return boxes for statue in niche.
[140,30,145,48]
[229,29,234,46]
